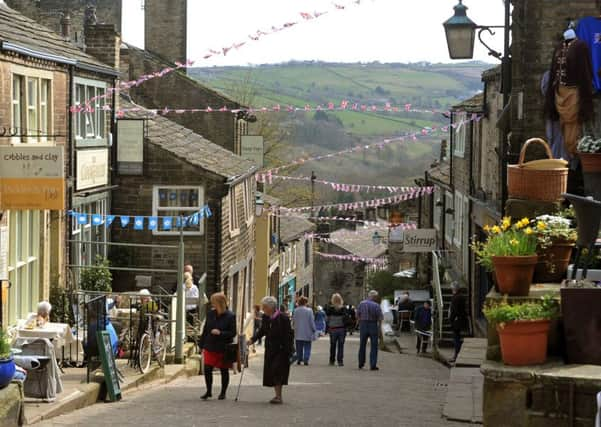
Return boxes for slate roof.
[121,99,257,180]
[329,223,388,258]
[427,163,451,187]
[280,216,315,243]
[452,92,484,112]
[0,2,116,75]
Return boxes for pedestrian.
[356,290,383,371]
[347,305,357,335]
[449,283,468,362]
[292,296,316,366]
[198,292,236,401]
[249,296,295,404]
[314,305,327,336]
[414,300,432,354]
[397,292,415,332]
[253,305,263,346]
[325,293,348,366]
[176,272,199,325]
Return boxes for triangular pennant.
[92,214,103,226]
[162,217,173,230]
[106,215,116,227]
[120,216,130,228]
[77,214,88,225]
[148,217,158,231]
[134,217,144,230]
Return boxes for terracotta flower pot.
[579,153,601,200]
[492,255,538,297]
[534,240,575,283]
[579,152,601,173]
[497,320,550,366]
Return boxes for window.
[433,187,442,231]
[229,186,240,235]
[462,196,470,274]
[242,178,254,224]
[444,191,454,243]
[74,78,106,144]
[292,243,297,271]
[304,239,311,267]
[11,73,52,143]
[454,192,464,247]
[152,186,205,235]
[7,210,41,324]
[453,112,467,157]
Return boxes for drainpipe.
[214,200,222,293]
[67,65,75,288]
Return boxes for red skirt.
[203,349,233,369]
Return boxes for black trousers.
[204,365,230,395]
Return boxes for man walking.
[357,290,383,371]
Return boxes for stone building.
[313,223,388,308]
[0,1,117,324]
[112,101,257,329]
[254,194,280,306]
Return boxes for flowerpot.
[534,241,575,283]
[579,153,601,201]
[579,152,601,173]
[497,320,550,366]
[0,356,15,389]
[492,255,538,296]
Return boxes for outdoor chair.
[410,319,433,353]
[15,338,63,401]
[398,310,413,333]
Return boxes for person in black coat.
[198,292,236,400]
[449,283,469,362]
[249,295,294,404]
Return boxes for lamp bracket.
[476,26,504,60]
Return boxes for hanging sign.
[241,136,264,168]
[117,119,144,175]
[0,146,65,210]
[76,149,108,190]
[402,229,437,253]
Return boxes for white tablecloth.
[17,322,74,349]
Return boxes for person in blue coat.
[292,297,316,365]
[314,306,327,336]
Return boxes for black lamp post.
[443,0,512,207]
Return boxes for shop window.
[74,78,106,145]
[11,73,52,143]
[152,186,205,236]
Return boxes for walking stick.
[235,342,248,402]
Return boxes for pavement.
[32,335,467,427]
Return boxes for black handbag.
[223,343,238,364]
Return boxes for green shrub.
[49,283,73,324]
[0,329,11,359]
[80,256,112,293]
[483,295,559,325]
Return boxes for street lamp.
[255,193,264,217]
[443,0,477,60]
[372,231,383,246]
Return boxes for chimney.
[440,139,448,162]
[144,0,187,64]
[61,12,71,40]
[84,23,121,69]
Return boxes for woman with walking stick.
[248,296,294,404]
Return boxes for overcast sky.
[122,0,506,66]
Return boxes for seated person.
[397,292,415,312]
[137,289,160,341]
[175,272,200,325]
[25,301,52,328]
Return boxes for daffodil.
[501,217,511,231]
[491,225,501,234]
[524,227,534,235]
[483,225,491,233]
[515,217,530,229]
[537,221,547,231]
[510,238,519,246]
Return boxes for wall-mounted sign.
[241,135,264,167]
[0,146,65,210]
[77,149,108,191]
[117,119,144,175]
[401,229,437,253]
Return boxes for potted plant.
[0,330,15,389]
[472,217,538,296]
[533,213,577,283]
[577,136,601,200]
[80,256,113,293]
[484,295,559,366]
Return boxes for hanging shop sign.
[0,146,65,210]
[76,149,108,191]
[241,135,264,168]
[117,119,144,175]
[402,229,437,253]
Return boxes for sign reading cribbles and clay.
[0,146,65,210]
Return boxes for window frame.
[453,111,467,158]
[73,77,108,147]
[304,239,311,267]
[152,185,205,236]
[229,186,240,237]
[453,191,464,247]
[242,178,254,226]
[433,187,442,231]
[444,191,454,244]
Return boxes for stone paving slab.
[455,339,487,368]
[443,367,483,424]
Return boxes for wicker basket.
[507,138,568,202]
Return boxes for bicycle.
[137,312,172,374]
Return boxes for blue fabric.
[541,71,572,163]
[414,307,432,331]
[358,321,379,369]
[314,310,327,333]
[329,329,346,364]
[295,340,312,363]
[576,17,601,92]
[292,306,316,341]
[106,321,119,355]
[356,299,383,322]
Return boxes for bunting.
[316,251,388,266]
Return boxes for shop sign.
[241,135,264,167]
[0,146,65,210]
[117,119,144,175]
[402,229,437,253]
[77,149,108,190]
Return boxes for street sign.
[0,146,65,210]
[241,135,264,167]
[117,119,144,175]
[402,229,437,252]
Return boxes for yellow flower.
[510,239,519,246]
[537,221,547,231]
[524,227,534,235]
[491,225,501,234]
[483,225,491,233]
[515,218,530,229]
[501,217,511,231]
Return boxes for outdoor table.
[17,322,74,349]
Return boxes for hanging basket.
[507,138,568,202]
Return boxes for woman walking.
[249,296,294,404]
[198,292,236,400]
[292,296,316,366]
[325,294,348,366]
[315,305,327,336]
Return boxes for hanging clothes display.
[545,38,594,155]
[541,71,571,163]
[576,17,601,92]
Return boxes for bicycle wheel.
[157,328,169,367]
[138,333,152,374]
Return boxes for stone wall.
[314,244,366,307]
[84,24,120,68]
[144,0,186,64]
